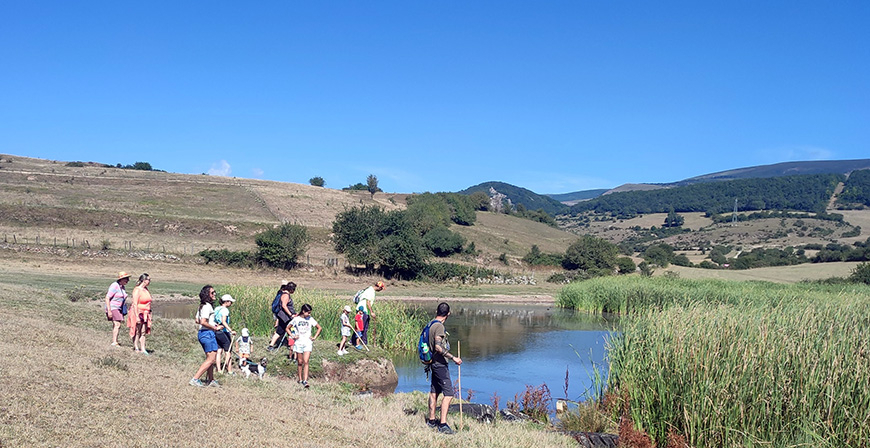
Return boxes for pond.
[153,300,616,408]
[393,302,615,409]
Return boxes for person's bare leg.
[440,395,452,424]
[428,392,438,421]
[193,352,216,380]
[112,321,121,345]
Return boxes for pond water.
[153,300,615,408]
[393,302,615,408]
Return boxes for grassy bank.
[0,281,577,447]
[220,285,428,352]
[559,277,870,446]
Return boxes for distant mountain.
[546,189,609,205]
[459,181,569,215]
[552,159,870,200]
[673,159,870,185]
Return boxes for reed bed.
[558,277,870,446]
[219,285,426,352]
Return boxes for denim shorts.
[198,329,218,353]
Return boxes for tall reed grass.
[558,277,870,446]
[219,285,426,352]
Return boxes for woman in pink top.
[128,273,153,355]
[104,271,130,347]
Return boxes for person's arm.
[131,287,141,319]
[312,323,322,341]
[201,307,222,331]
[281,293,293,316]
[105,284,115,316]
[433,329,462,365]
[286,321,296,339]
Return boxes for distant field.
[451,211,578,258]
[659,261,860,283]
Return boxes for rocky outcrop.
[320,357,398,389]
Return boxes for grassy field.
[558,277,870,447]
[0,279,579,447]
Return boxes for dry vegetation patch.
[0,281,573,447]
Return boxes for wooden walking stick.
[458,340,463,431]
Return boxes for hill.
[674,159,870,185]
[0,154,579,272]
[546,188,609,205]
[458,181,568,215]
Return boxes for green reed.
[218,285,426,352]
[560,277,870,446]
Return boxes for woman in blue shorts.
[189,285,224,387]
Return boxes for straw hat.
[116,271,131,280]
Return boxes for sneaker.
[426,419,438,428]
[302,381,309,388]
[266,345,276,352]
[208,380,220,388]
[341,349,348,355]
[188,378,204,387]
[111,342,120,347]
[437,424,454,434]
[141,350,149,356]
[354,345,363,351]
[337,349,345,356]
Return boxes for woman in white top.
[189,285,224,387]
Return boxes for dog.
[239,357,268,379]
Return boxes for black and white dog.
[239,357,268,379]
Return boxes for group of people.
[103,272,463,434]
[104,271,152,354]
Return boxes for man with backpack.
[422,302,462,434]
[352,281,384,347]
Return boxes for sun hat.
[221,294,235,303]
[116,271,131,280]
[344,305,352,313]
[375,281,385,289]
[241,328,249,337]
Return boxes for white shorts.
[293,338,313,353]
[341,327,351,337]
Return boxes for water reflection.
[394,302,616,407]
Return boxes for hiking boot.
[426,419,438,428]
[437,424,454,434]
[188,378,205,387]
[208,380,221,388]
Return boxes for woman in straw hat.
[104,271,131,347]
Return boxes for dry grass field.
[0,280,576,447]
[659,261,860,283]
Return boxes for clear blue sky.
[1,2,867,194]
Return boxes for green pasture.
[558,277,870,447]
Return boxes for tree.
[850,262,870,284]
[332,206,386,271]
[562,235,619,273]
[423,226,465,257]
[663,206,684,228]
[643,243,675,267]
[616,257,637,274]
[638,261,654,277]
[309,176,325,187]
[255,223,310,270]
[377,211,428,278]
[367,174,379,198]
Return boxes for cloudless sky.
[1,1,867,194]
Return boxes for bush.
[199,249,254,267]
[255,223,309,269]
[419,262,499,281]
[850,262,870,285]
[616,257,637,274]
[309,176,325,187]
[423,226,465,257]
[522,245,563,266]
[562,235,618,272]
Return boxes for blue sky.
[1,2,867,194]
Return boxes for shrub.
[616,257,636,274]
[199,249,254,267]
[66,286,101,302]
[423,226,465,257]
[562,235,618,272]
[420,262,498,281]
[255,223,309,269]
[850,262,870,285]
[523,245,563,266]
[309,176,325,187]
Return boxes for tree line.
[568,173,845,217]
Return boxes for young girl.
[288,303,322,388]
[338,305,352,355]
[236,327,252,367]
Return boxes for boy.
[353,308,365,350]
[338,305,352,355]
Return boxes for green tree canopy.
[255,223,310,270]
[562,235,619,273]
